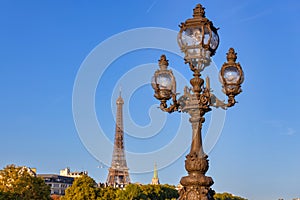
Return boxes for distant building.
[38,167,87,196]
[59,167,88,178]
[38,174,74,195]
[151,163,160,185]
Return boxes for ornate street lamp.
[151,4,244,200]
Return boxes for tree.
[214,192,247,200]
[0,164,51,200]
[61,175,99,200]
[113,184,179,200]
[97,186,118,200]
[140,184,178,200]
[159,184,179,200]
[116,184,143,200]
[0,190,11,200]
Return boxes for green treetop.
[214,192,248,200]
[0,164,51,200]
[61,175,99,200]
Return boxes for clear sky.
[1,0,300,199]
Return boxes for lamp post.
[151,4,244,200]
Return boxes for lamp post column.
[178,73,214,200]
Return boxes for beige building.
[59,167,88,178]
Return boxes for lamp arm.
[159,93,180,113]
[209,93,237,109]
[226,95,236,107]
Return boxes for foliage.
[97,186,118,200]
[0,191,11,200]
[63,180,178,200]
[214,192,247,200]
[59,170,180,200]
[114,184,178,200]
[140,184,178,200]
[0,164,51,200]
[61,175,99,200]
[116,184,143,200]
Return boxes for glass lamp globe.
[220,48,244,96]
[223,66,240,84]
[152,55,176,101]
[155,73,173,90]
[177,4,219,71]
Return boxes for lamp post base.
[178,154,215,200]
[179,185,215,200]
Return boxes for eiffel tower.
[106,92,130,188]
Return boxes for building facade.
[38,174,74,195]
[60,167,88,178]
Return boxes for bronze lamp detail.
[151,4,244,200]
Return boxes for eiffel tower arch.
[106,92,130,188]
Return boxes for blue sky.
[1,0,300,199]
